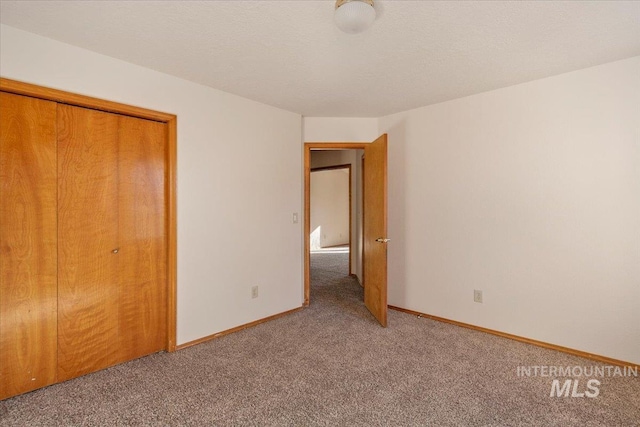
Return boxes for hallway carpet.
[1,251,638,426]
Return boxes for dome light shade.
[334,0,376,34]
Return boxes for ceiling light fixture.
[334,0,376,34]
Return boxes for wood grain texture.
[165,118,177,352]
[0,78,174,123]
[0,92,58,399]
[1,81,176,395]
[57,106,169,381]
[56,105,121,382]
[1,79,178,352]
[117,114,167,360]
[363,134,388,327]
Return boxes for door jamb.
[304,142,368,306]
[360,153,365,288]
[0,78,178,352]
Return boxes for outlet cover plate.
[474,289,483,303]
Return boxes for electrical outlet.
[474,289,483,303]
[292,213,298,224]
[251,286,259,299]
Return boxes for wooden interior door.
[57,105,167,382]
[363,134,388,327]
[0,93,59,399]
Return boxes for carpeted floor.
[1,251,638,426]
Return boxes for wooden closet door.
[117,115,167,361]
[0,92,58,399]
[57,105,121,381]
[57,105,167,382]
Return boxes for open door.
[363,134,388,327]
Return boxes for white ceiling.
[1,1,639,117]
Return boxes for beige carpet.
[1,251,638,426]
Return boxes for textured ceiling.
[1,1,639,117]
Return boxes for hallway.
[309,248,370,322]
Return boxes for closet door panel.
[118,116,167,360]
[0,93,58,399]
[57,105,120,382]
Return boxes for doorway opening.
[310,164,353,279]
[304,136,388,326]
[304,143,368,307]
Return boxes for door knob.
[375,238,391,243]
[112,248,119,254]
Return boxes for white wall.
[310,169,350,249]
[380,56,640,364]
[0,25,304,346]
[303,117,378,142]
